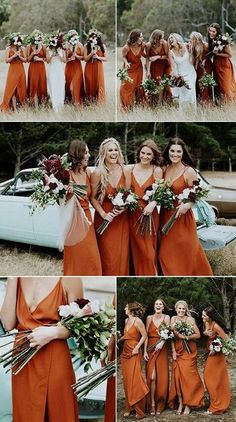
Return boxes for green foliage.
[0,0,10,27]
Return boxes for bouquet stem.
[161,210,178,235]
[183,339,191,354]
[135,214,156,236]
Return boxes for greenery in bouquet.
[174,320,194,353]
[116,68,133,84]
[25,29,44,47]
[199,73,217,89]
[4,32,25,48]
[141,78,159,94]
[59,298,116,372]
[148,322,174,352]
[210,335,236,357]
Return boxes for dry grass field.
[0,49,116,122]
[116,47,236,122]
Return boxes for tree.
[0,0,10,27]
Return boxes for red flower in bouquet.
[75,298,91,309]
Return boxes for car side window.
[3,174,35,197]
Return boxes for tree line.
[0,0,115,46]
[118,0,236,45]
[117,277,236,336]
[0,122,235,179]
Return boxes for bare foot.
[183,405,191,416]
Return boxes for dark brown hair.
[204,306,230,334]
[127,301,146,319]
[162,137,194,167]
[127,29,142,45]
[136,139,163,166]
[68,139,88,170]
[149,29,164,47]
[154,297,169,312]
[208,22,222,50]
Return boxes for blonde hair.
[96,138,124,202]
[175,300,191,317]
[168,33,185,52]
[189,31,205,63]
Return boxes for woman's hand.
[132,345,139,355]
[176,202,191,218]
[149,55,159,62]
[175,333,185,339]
[143,351,149,361]
[209,349,216,356]
[172,350,177,361]
[28,326,59,349]
[155,340,164,351]
[103,211,115,222]
[204,329,213,337]
[143,201,157,215]
[124,61,131,69]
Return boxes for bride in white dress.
[168,33,196,107]
[46,44,66,112]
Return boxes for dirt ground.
[117,350,236,422]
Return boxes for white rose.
[58,304,71,318]
[112,197,124,207]
[125,194,136,203]
[68,301,81,316]
[143,194,149,201]
[214,346,221,352]
[90,300,100,313]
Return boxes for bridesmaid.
[64,139,102,275]
[146,29,172,103]
[0,33,27,112]
[202,307,231,414]
[65,30,84,105]
[168,300,205,415]
[121,302,149,419]
[144,298,170,415]
[120,29,145,109]
[84,30,106,103]
[0,276,83,421]
[104,296,116,422]
[91,138,129,275]
[127,139,163,275]
[159,137,213,276]
[189,31,213,103]
[208,22,236,102]
[27,30,47,106]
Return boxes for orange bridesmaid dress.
[121,321,149,418]
[213,55,236,101]
[12,279,79,422]
[149,44,172,100]
[159,169,213,276]
[0,48,27,111]
[129,167,159,275]
[168,323,204,409]
[94,173,129,275]
[146,317,169,413]
[120,48,145,109]
[65,46,84,104]
[28,46,47,103]
[64,172,102,276]
[84,50,105,102]
[204,324,230,414]
[104,339,115,422]
[195,48,213,102]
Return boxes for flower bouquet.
[4,32,25,50]
[25,29,43,49]
[199,73,217,89]
[206,33,233,59]
[148,323,174,352]
[168,74,190,89]
[141,78,159,95]
[162,178,209,235]
[64,30,79,52]
[174,320,195,353]
[44,31,63,52]
[136,180,176,236]
[209,335,236,357]
[59,298,116,371]
[96,187,140,235]
[30,154,87,212]
[116,68,133,84]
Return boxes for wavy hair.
[96,138,124,202]
[68,139,87,170]
[168,33,185,52]
[127,301,146,319]
[149,29,164,47]
[203,306,230,334]
[162,137,194,167]
[127,29,143,45]
[189,31,205,63]
[135,139,163,166]
[208,22,222,50]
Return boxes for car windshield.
[3,173,36,197]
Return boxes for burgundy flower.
[48,182,58,190]
[193,179,200,186]
[189,191,197,202]
[75,298,90,309]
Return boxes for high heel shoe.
[123,412,130,417]
[150,404,155,416]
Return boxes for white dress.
[171,48,197,106]
[47,49,65,112]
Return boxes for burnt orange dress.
[120,47,145,109]
[204,323,230,414]
[0,47,27,111]
[94,173,129,275]
[65,46,84,104]
[146,318,169,413]
[84,49,105,102]
[213,55,236,101]
[12,279,79,422]
[121,321,149,418]
[129,167,159,275]
[64,172,102,275]
[28,46,47,102]
[149,43,172,100]
[159,168,213,276]
[104,338,115,422]
[168,318,205,409]
[195,46,213,102]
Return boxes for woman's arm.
[176,317,201,340]
[143,166,163,215]
[0,278,18,331]
[214,45,232,59]
[84,45,93,62]
[176,167,198,217]
[170,316,177,359]
[74,43,84,60]
[143,315,151,359]
[27,45,36,62]
[18,47,27,62]
[90,169,107,219]
[95,47,107,62]
[132,319,147,355]
[122,45,130,69]
[214,322,228,341]
[5,47,18,63]
[168,50,177,74]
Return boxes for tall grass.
[0,50,116,122]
